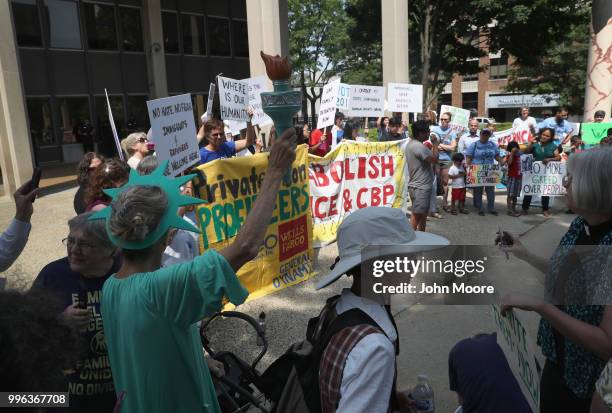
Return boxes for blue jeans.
[473,186,495,212]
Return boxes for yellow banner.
[309,140,409,246]
[193,144,314,300]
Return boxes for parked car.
[474,116,496,126]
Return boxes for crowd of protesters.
[0,99,610,413]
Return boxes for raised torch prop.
[259,51,301,138]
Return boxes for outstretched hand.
[268,128,297,174]
[14,180,39,223]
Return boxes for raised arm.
[219,128,296,270]
[234,108,255,152]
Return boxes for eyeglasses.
[62,237,97,252]
[562,174,572,188]
[210,133,223,137]
[440,118,450,122]
[138,137,148,143]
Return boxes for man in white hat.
[315,206,449,413]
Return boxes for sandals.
[451,209,458,215]
[460,209,469,214]
[442,205,451,213]
[507,210,521,217]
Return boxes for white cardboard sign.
[244,75,273,126]
[349,85,385,117]
[317,78,341,130]
[218,76,249,122]
[147,94,199,176]
[336,82,351,111]
[387,83,423,113]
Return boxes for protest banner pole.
[105,88,124,161]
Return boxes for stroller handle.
[202,311,268,371]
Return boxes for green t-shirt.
[101,250,248,413]
[532,142,557,161]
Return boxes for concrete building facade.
[1,0,269,196]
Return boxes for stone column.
[381,0,409,103]
[0,0,34,196]
[583,0,612,121]
[246,0,289,79]
[143,0,168,99]
[451,75,462,108]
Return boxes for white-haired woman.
[100,129,296,413]
[32,212,120,413]
[502,147,612,413]
[120,132,149,169]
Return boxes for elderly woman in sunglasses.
[32,212,120,413]
[198,108,255,164]
[121,132,150,169]
[501,147,612,413]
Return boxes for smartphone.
[29,167,42,202]
[76,291,87,309]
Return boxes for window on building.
[232,20,248,57]
[57,97,91,144]
[462,92,478,112]
[489,53,508,80]
[44,0,81,49]
[462,60,480,81]
[84,3,117,50]
[120,6,143,51]
[182,14,205,55]
[126,95,149,131]
[12,0,43,47]
[208,17,230,56]
[26,98,54,146]
[95,96,124,156]
[162,12,179,53]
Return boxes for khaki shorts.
[409,187,432,215]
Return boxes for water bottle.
[256,312,266,346]
[412,374,435,413]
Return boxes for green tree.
[336,0,582,111]
[288,0,355,124]
[505,1,591,113]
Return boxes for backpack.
[255,295,386,413]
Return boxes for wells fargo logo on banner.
[309,140,408,247]
[193,144,314,300]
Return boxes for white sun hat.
[315,207,450,290]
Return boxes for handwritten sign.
[466,164,501,187]
[581,122,612,145]
[317,79,341,130]
[440,105,470,129]
[218,76,249,122]
[147,93,199,176]
[387,83,423,113]
[522,161,566,196]
[349,85,385,117]
[244,76,273,126]
[336,83,351,111]
[492,305,541,413]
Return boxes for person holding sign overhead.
[466,128,506,216]
[199,108,255,164]
[520,128,561,218]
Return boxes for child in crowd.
[504,141,522,217]
[448,153,468,215]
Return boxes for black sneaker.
[478,211,485,216]
[489,210,499,216]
